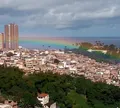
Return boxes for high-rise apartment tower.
[0,33,4,49]
[4,23,18,49]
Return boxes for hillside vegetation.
[0,66,120,108]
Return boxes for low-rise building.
[0,104,12,108]
[37,93,57,108]
[37,93,49,105]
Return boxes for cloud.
[0,0,120,29]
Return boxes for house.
[4,100,18,108]
[0,104,12,108]
[0,96,18,108]
[37,93,49,105]
[69,67,77,74]
[37,93,57,108]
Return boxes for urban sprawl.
[0,23,120,107]
[0,24,120,87]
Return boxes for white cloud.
[0,0,120,29]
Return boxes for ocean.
[19,37,120,49]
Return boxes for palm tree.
[48,46,51,50]
[65,46,67,49]
[104,45,109,50]
[109,44,116,51]
[64,46,67,51]
[75,43,79,46]
[102,43,104,46]
[42,45,44,49]
[98,41,101,46]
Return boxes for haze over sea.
[19,37,120,50]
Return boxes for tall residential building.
[4,23,18,49]
[0,33,4,49]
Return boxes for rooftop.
[38,93,49,98]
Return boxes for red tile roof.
[38,93,48,98]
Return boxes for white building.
[0,60,4,65]
[37,93,49,105]
[69,67,77,74]
[54,50,64,54]
[0,104,12,108]
[37,93,57,108]
[25,58,33,68]
[87,49,107,54]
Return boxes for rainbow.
[19,37,78,49]
[19,36,120,62]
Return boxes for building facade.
[37,93,49,105]
[37,93,57,108]
[0,33,4,49]
[4,24,18,50]
[0,104,12,108]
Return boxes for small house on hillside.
[37,93,57,108]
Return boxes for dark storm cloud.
[0,0,120,29]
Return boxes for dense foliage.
[65,48,120,64]
[0,66,120,108]
[70,41,120,64]
[78,42,93,49]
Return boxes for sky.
[0,0,120,37]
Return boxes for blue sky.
[0,0,120,37]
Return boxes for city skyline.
[0,23,19,49]
[5,23,19,49]
[0,0,120,37]
[0,33,4,49]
